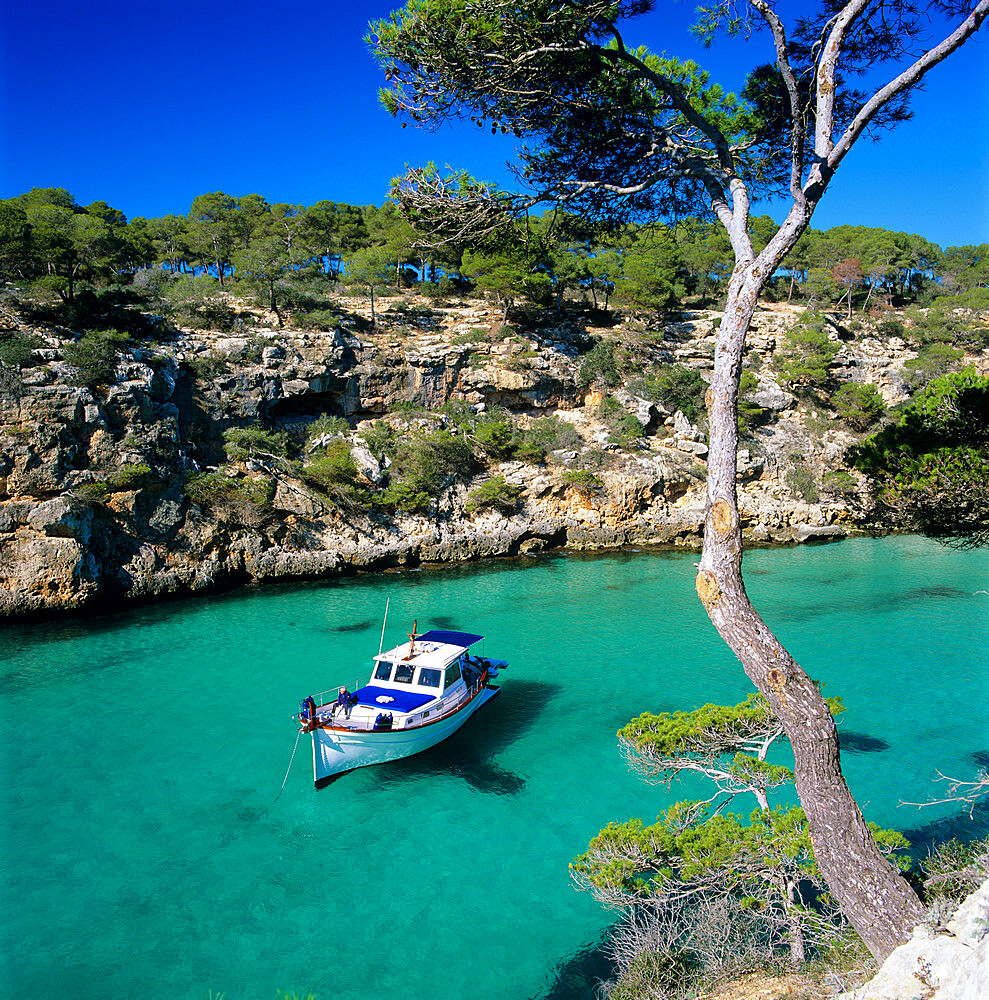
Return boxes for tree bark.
[696,256,925,960]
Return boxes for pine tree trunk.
[696,259,925,962]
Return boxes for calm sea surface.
[1,536,987,1000]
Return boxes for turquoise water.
[1,536,987,1000]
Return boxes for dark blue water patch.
[539,931,618,1000]
[428,615,458,630]
[329,618,377,633]
[899,798,989,857]
[839,731,892,753]
[371,680,560,795]
[970,750,989,770]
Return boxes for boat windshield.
[394,662,415,684]
[373,661,393,682]
[444,660,462,690]
[418,667,442,688]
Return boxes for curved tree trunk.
[695,257,925,961]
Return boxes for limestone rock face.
[840,879,989,1000]
[2,297,981,617]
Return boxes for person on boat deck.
[334,686,356,719]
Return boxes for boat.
[298,626,507,787]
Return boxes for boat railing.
[304,675,489,733]
[310,680,366,708]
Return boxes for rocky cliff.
[1,291,982,617]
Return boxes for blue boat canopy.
[354,685,436,714]
[417,629,483,648]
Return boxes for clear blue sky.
[1,0,986,248]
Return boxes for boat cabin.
[306,630,490,731]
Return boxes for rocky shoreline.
[1,292,981,619]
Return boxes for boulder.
[840,879,989,1000]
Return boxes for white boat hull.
[311,685,500,786]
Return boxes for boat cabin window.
[393,662,415,685]
[373,661,393,682]
[444,660,462,690]
[417,667,442,689]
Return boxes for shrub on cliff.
[372,480,431,514]
[391,430,474,495]
[630,364,708,423]
[831,382,885,430]
[515,415,581,463]
[73,463,156,502]
[223,425,289,462]
[0,333,42,370]
[901,343,964,389]
[578,339,622,388]
[774,314,838,389]
[786,458,820,503]
[163,275,237,331]
[849,367,989,546]
[64,329,129,391]
[359,419,398,462]
[306,415,350,440]
[465,476,521,515]
[184,471,275,515]
[598,396,644,450]
[302,439,360,497]
[470,411,516,459]
[562,469,603,498]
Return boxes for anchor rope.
[266,727,304,812]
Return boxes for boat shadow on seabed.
[349,678,561,796]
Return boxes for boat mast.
[378,597,390,655]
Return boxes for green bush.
[876,317,905,339]
[223,425,289,462]
[608,951,694,1000]
[562,469,603,497]
[293,309,340,331]
[64,329,129,390]
[184,471,274,512]
[919,834,989,909]
[596,397,645,449]
[302,439,360,495]
[186,350,231,381]
[515,415,581,463]
[450,327,491,345]
[164,275,237,331]
[368,429,475,512]
[821,470,858,497]
[901,343,964,389]
[848,368,989,545]
[903,303,985,347]
[737,371,765,436]
[0,334,42,369]
[578,340,621,388]
[831,382,885,430]
[471,412,516,458]
[786,461,820,503]
[465,476,522,515]
[774,315,839,388]
[372,480,431,514]
[108,463,155,491]
[629,364,708,423]
[359,418,398,461]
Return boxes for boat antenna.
[378,596,390,656]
